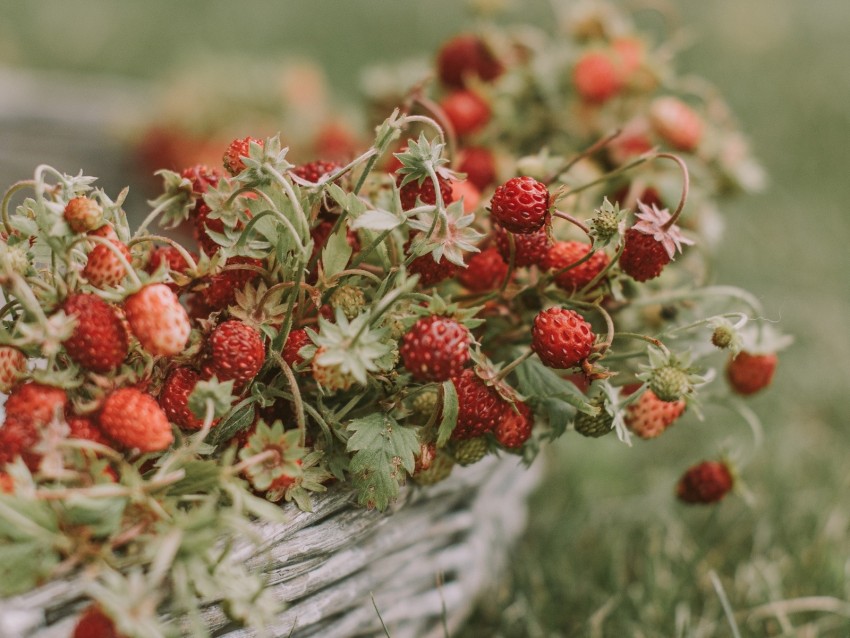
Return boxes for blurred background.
[1,0,848,635]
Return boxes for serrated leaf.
[350,208,404,232]
[437,381,458,447]
[208,401,256,447]
[321,223,353,279]
[515,358,597,416]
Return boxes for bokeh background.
[1,0,848,635]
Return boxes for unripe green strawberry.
[452,437,489,465]
[648,364,690,402]
[411,388,439,415]
[412,453,455,485]
[329,285,366,320]
[574,396,613,437]
[711,325,735,349]
[312,347,356,392]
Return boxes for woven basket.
[0,454,542,638]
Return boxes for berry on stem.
[451,369,507,440]
[541,241,610,292]
[436,34,504,88]
[495,400,533,449]
[400,316,470,382]
[726,351,777,396]
[531,308,594,369]
[625,389,686,439]
[457,247,508,292]
[223,136,263,176]
[98,388,173,452]
[124,284,191,357]
[61,294,129,373]
[440,90,491,137]
[676,460,734,504]
[0,346,26,393]
[203,320,265,390]
[490,176,550,234]
[493,223,551,267]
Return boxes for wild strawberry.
[452,437,489,465]
[159,366,212,431]
[5,381,68,427]
[292,160,341,184]
[406,236,459,287]
[67,414,111,447]
[457,247,509,292]
[203,320,265,389]
[98,387,173,452]
[61,294,128,373]
[0,346,26,393]
[64,196,103,234]
[440,90,491,137]
[531,308,594,369]
[397,174,454,211]
[180,164,222,196]
[493,223,551,267]
[223,136,263,176]
[436,34,504,88]
[145,246,195,291]
[0,415,39,468]
[312,347,356,392]
[282,329,311,368]
[124,284,191,357]
[313,121,360,161]
[451,369,507,440]
[676,460,734,504]
[726,351,777,396]
[400,316,471,382]
[490,176,550,234]
[458,146,497,191]
[625,389,686,439]
[83,240,132,289]
[619,201,693,282]
[87,223,118,242]
[412,453,455,485]
[574,395,614,438]
[495,400,533,449]
[73,605,124,638]
[541,241,610,292]
[650,97,703,152]
[411,388,439,416]
[451,179,481,213]
[201,256,264,310]
[573,50,624,103]
[648,363,691,403]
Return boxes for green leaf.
[436,381,458,447]
[189,377,236,421]
[346,413,419,510]
[0,540,60,596]
[321,223,353,279]
[168,460,224,496]
[61,495,127,538]
[208,400,256,447]
[515,358,598,416]
[350,208,404,232]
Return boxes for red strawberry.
[145,246,195,292]
[408,251,459,287]
[0,415,39,469]
[159,366,209,430]
[624,389,686,439]
[73,605,124,638]
[619,202,693,282]
[67,414,111,447]
[292,160,341,184]
[282,329,311,368]
[83,240,131,289]
[611,36,645,78]
[451,179,481,213]
[180,164,222,196]
[64,196,103,234]
[98,388,173,452]
[726,351,777,396]
[457,248,508,292]
[436,34,504,88]
[458,146,497,191]
[573,50,624,104]
[124,284,191,357]
[62,294,129,373]
[493,223,551,267]
[200,256,264,310]
[0,472,13,493]
[0,346,26,393]
[531,308,594,369]
[541,241,610,292]
[490,176,550,234]
[495,400,533,449]
[440,90,491,137]
[203,320,265,389]
[676,460,734,504]
[313,120,360,162]
[87,223,118,242]
[397,174,454,211]
[650,97,703,152]
[451,369,507,440]
[400,316,470,382]
[223,136,263,176]
[5,381,68,427]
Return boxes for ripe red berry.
[64,196,103,234]
[180,164,222,195]
[397,174,454,211]
[493,223,551,268]
[451,369,508,440]
[5,381,68,427]
[676,460,734,505]
[204,320,265,389]
[573,50,624,104]
[0,415,39,469]
[495,400,533,449]
[541,241,610,292]
[159,366,210,430]
[292,160,341,184]
[726,351,777,396]
[223,136,263,176]
[87,223,118,242]
[83,240,131,289]
[611,36,645,78]
[440,90,491,137]
[145,246,195,292]
[490,176,550,234]
[282,329,312,368]
[408,252,458,287]
[650,97,703,152]
[98,388,173,452]
[619,228,671,282]
[531,307,594,369]
[124,283,191,357]
[0,346,26,393]
[457,248,509,292]
[200,256,264,310]
[624,389,686,439]
[73,605,124,638]
[400,316,471,382]
[62,293,129,373]
[436,34,504,88]
[458,146,497,191]
[67,414,112,447]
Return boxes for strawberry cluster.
[0,2,787,632]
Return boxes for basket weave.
[0,454,542,638]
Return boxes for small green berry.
[413,453,455,485]
[649,365,690,403]
[574,396,614,437]
[711,325,735,349]
[452,437,489,465]
[329,285,367,320]
[411,388,439,415]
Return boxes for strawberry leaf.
[321,223,353,279]
[437,381,458,447]
[515,358,597,416]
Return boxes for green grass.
[3,0,849,635]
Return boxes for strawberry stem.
[127,235,199,275]
[133,194,184,237]
[654,152,690,230]
[544,128,622,185]
[577,241,625,297]
[552,209,591,235]
[409,99,456,160]
[1,180,36,235]
[275,354,307,447]
[79,234,143,289]
[495,350,534,382]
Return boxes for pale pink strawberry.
[83,240,132,289]
[123,284,191,356]
[0,346,26,393]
